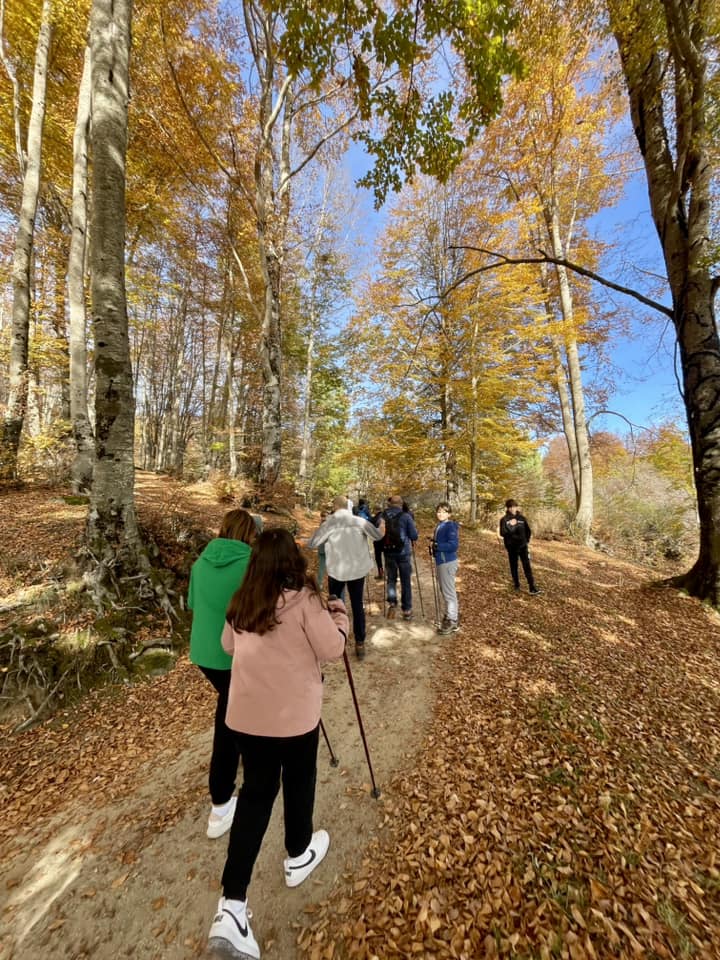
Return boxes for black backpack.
[382,511,404,552]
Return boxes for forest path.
[1,482,719,959]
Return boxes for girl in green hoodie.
[188,509,257,839]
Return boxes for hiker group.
[186,492,540,958]
[308,494,465,658]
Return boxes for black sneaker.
[529,587,542,595]
[402,610,413,621]
[355,642,366,660]
[438,620,458,636]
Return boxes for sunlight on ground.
[6,825,82,946]
[564,596,601,612]
[43,505,86,522]
[520,677,558,697]
[0,582,54,613]
[596,628,626,646]
[615,614,638,627]
[478,644,502,661]
[512,626,547,644]
[369,623,436,652]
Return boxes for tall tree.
[0,0,52,480]
[67,44,93,492]
[86,0,143,580]
[607,0,719,603]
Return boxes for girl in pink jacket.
[208,528,348,960]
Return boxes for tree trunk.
[546,204,594,542]
[228,346,240,478]
[298,326,314,486]
[86,0,144,578]
[68,45,94,493]
[0,0,52,480]
[611,0,720,605]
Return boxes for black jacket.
[500,512,532,549]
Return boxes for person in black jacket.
[499,499,541,595]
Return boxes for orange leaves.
[296,525,720,958]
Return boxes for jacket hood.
[199,538,252,568]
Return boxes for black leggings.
[222,725,319,901]
[199,666,241,805]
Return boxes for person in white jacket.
[308,495,384,660]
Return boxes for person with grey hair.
[308,495,385,659]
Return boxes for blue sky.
[341,143,687,443]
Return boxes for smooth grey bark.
[86,0,144,576]
[0,0,52,480]
[298,326,314,485]
[611,0,720,605]
[544,203,594,542]
[68,45,94,493]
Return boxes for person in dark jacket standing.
[383,494,419,620]
[188,509,257,839]
[499,499,541,594]
[432,502,460,634]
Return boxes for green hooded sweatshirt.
[188,538,252,670]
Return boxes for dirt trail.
[1,563,445,960]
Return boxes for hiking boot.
[529,587,542,595]
[386,603,397,619]
[207,796,237,839]
[355,641,366,661]
[284,829,330,888]
[438,620,458,636]
[402,610,413,621]
[208,897,260,959]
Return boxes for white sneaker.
[284,829,330,888]
[207,796,237,839]
[208,897,260,959]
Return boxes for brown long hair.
[218,508,257,544]
[226,528,320,635]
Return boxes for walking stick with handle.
[428,541,440,625]
[412,541,425,619]
[320,718,339,767]
[342,649,381,798]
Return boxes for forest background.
[0,0,717,593]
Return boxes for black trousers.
[374,540,384,574]
[199,666,241,805]
[328,575,366,644]
[506,545,536,590]
[222,725,319,901]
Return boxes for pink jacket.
[221,587,348,737]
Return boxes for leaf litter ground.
[1,480,719,960]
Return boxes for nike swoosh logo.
[287,848,317,871]
[225,910,248,938]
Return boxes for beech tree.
[67,44,93,493]
[606,0,719,604]
[0,0,52,480]
[85,0,144,581]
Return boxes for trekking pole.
[411,542,425,619]
[428,542,440,625]
[342,649,381,798]
[320,718,339,767]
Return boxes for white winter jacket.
[308,508,383,582]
